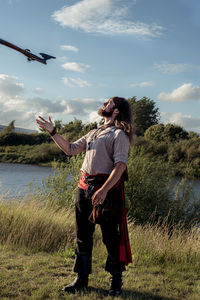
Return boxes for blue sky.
[0,0,200,133]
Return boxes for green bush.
[25,143,66,164]
[31,154,84,209]
[0,132,51,146]
[126,148,200,225]
[144,123,165,142]
[125,148,174,223]
[163,124,188,142]
[168,143,186,163]
[30,149,200,226]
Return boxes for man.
[36,97,133,296]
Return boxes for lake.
[0,162,54,198]
[0,162,200,200]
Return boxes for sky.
[0,0,200,133]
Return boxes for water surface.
[0,162,200,200]
[0,162,54,198]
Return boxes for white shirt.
[69,125,130,175]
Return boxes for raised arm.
[36,116,70,155]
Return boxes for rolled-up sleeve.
[69,136,87,155]
[69,130,96,155]
[113,130,130,165]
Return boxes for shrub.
[0,132,51,146]
[30,148,200,226]
[163,124,188,142]
[125,148,174,223]
[144,123,165,142]
[31,154,84,209]
[25,143,66,164]
[125,148,200,225]
[168,142,186,163]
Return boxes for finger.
[48,116,53,124]
[92,196,97,205]
[36,119,44,126]
[36,120,42,125]
[37,123,45,129]
[38,116,46,122]
[94,197,101,204]
[92,192,97,200]
[36,118,45,126]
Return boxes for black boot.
[108,273,122,296]
[62,274,88,293]
[63,254,91,293]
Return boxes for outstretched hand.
[36,116,54,133]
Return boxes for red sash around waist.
[78,172,132,266]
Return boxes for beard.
[98,107,114,117]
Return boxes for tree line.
[0,97,199,178]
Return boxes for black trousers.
[73,187,125,275]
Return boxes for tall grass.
[0,196,75,252]
[129,221,200,267]
[1,149,200,268]
[1,196,200,268]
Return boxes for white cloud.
[0,73,101,129]
[60,45,79,52]
[26,97,67,113]
[70,78,91,87]
[52,0,163,37]
[62,77,92,87]
[0,109,37,130]
[62,77,74,88]
[154,63,200,75]
[62,98,100,115]
[35,87,43,94]
[30,97,99,116]
[3,97,28,112]
[88,111,102,123]
[62,62,90,73]
[161,112,200,133]
[0,74,25,97]
[129,81,155,87]
[0,93,66,115]
[158,83,200,102]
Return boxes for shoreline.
[1,160,200,181]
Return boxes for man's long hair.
[112,97,134,145]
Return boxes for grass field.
[0,197,200,299]
[0,243,200,300]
